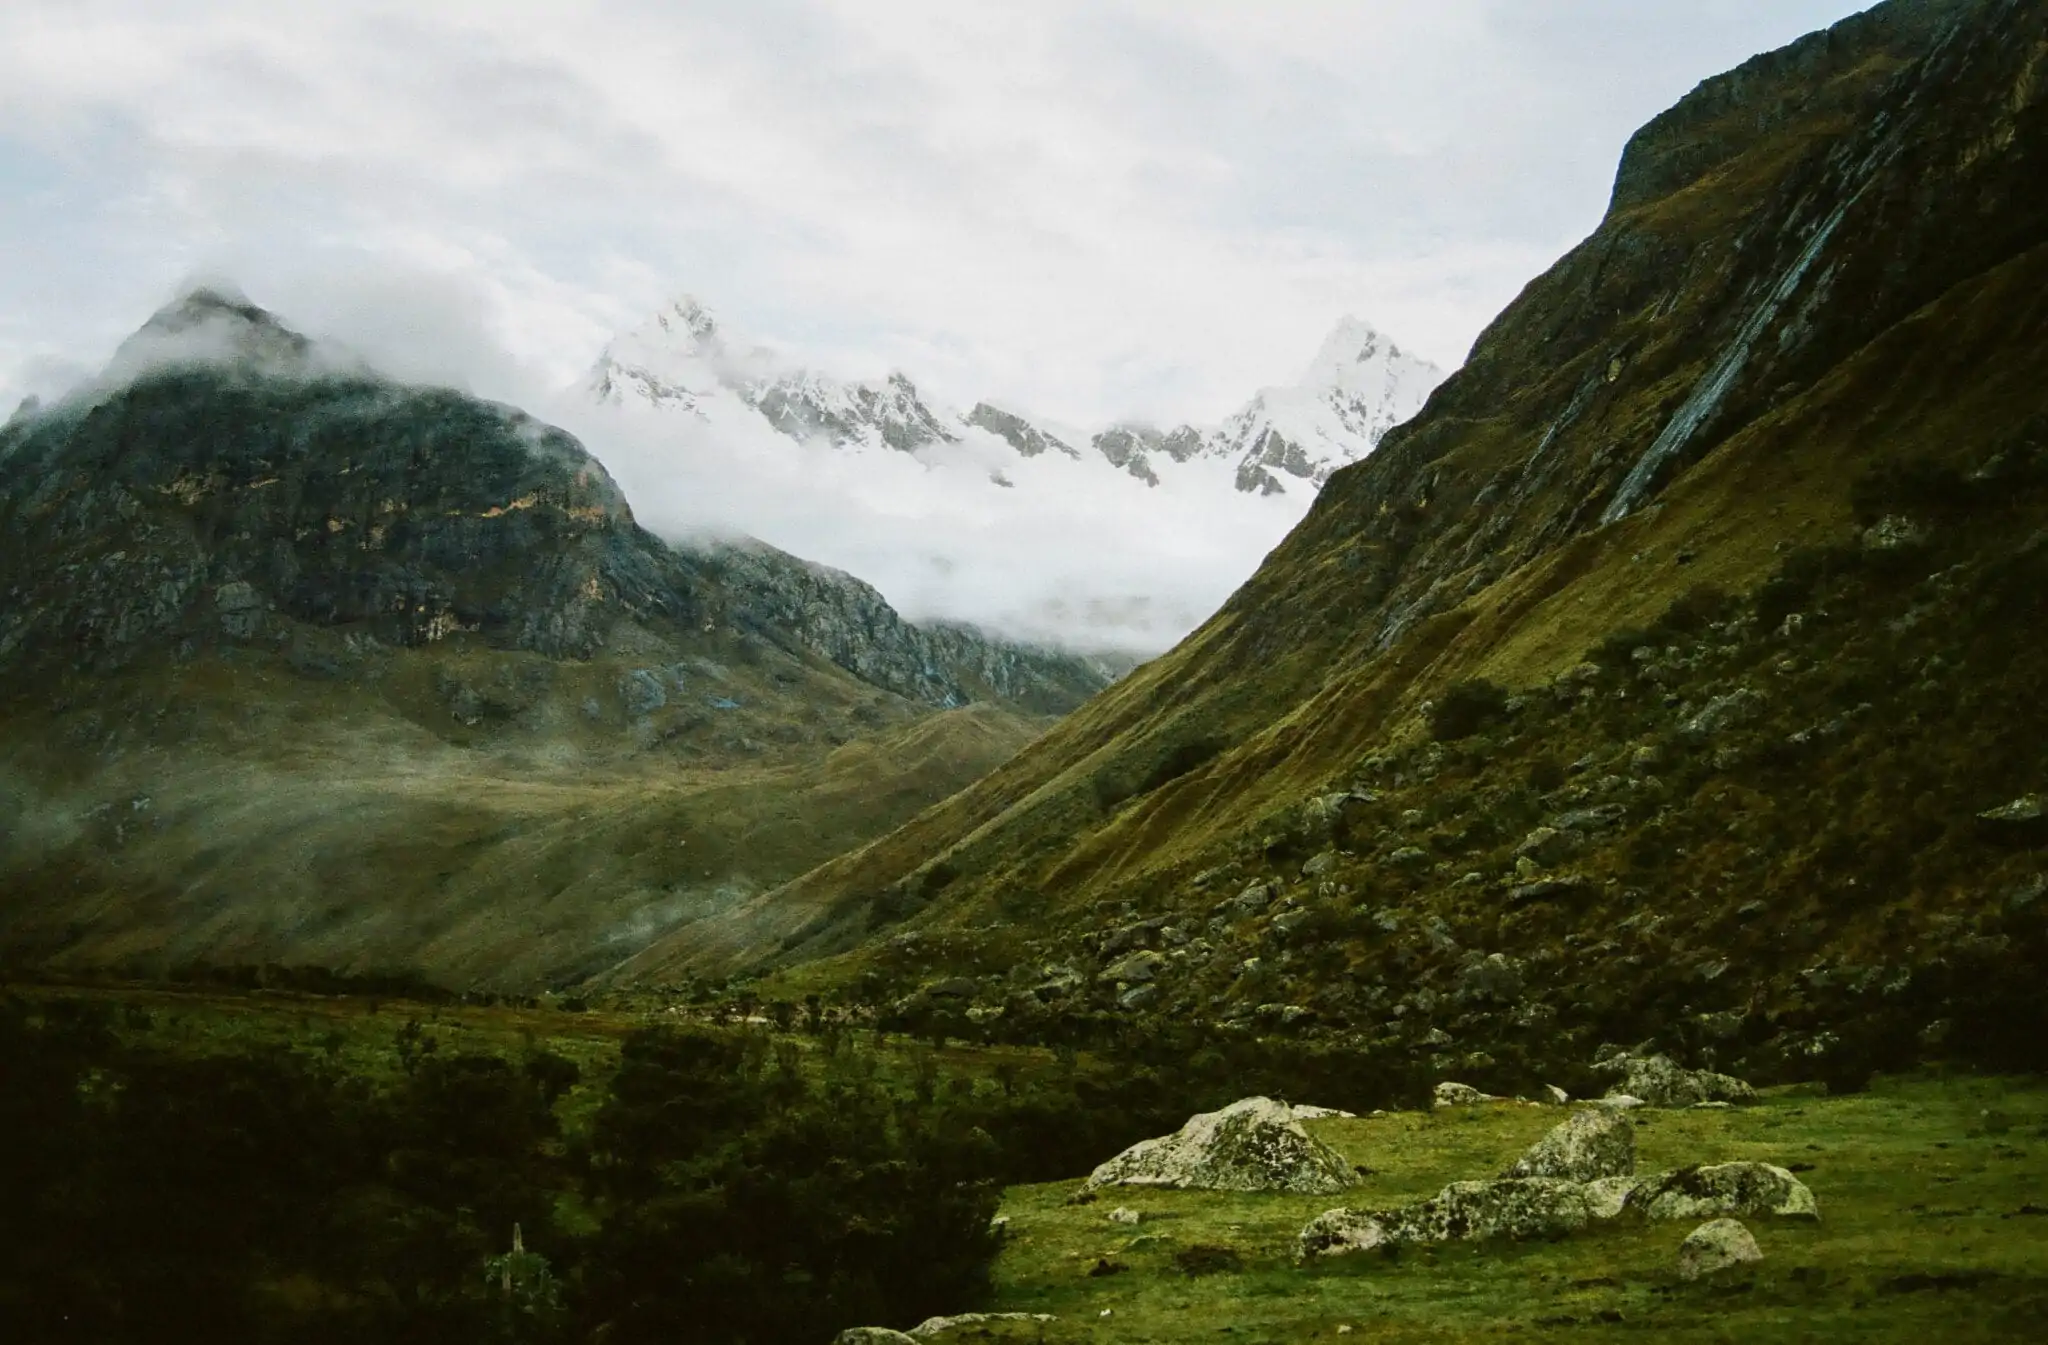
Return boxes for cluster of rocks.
[1298,1099,1814,1282]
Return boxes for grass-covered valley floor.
[5,982,2041,1344]
[993,1079,2048,1343]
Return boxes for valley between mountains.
[3,0,2044,1086]
[5,0,2048,1342]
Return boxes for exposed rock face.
[965,404,1079,460]
[1299,1178,1591,1259]
[1086,1096,1357,1195]
[1506,1108,1636,1183]
[1627,1163,1820,1221]
[1677,1218,1765,1281]
[1600,1054,1759,1108]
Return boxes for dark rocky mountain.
[0,290,1107,710]
[0,291,1109,987]
[616,0,2048,1084]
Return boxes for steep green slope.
[622,0,2048,1081]
[0,293,1110,988]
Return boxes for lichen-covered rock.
[1584,1176,1640,1220]
[1678,1218,1764,1281]
[1298,1179,1590,1258]
[1298,1208,1395,1260]
[1433,1081,1497,1108]
[1627,1163,1819,1221]
[834,1330,917,1345]
[1506,1107,1636,1182]
[1601,1053,1758,1107]
[1291,1104,1357,1120]
[909,1312,1058,1339]
[1086,1096,1357,1195]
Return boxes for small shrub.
[1429,679,1511,741]
[1174,1244,1245,1277]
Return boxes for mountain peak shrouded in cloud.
[104,284,324,384]
[566,293,1445,657]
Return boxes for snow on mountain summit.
[584,296,1442,497]
[1211,316,1445,495]
[586,296,960,455]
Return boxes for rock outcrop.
[1086,1096,1357,1195]
[1505,1108,1636,1183]
[1677,1218,1764,1281]
[1598,1053,1758,1108]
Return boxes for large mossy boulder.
[1506,1107,1636,1182]
[1086,1096,1357,1195]
[1627,1163,1819,1221]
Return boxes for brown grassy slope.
[611,0,2046,986]
[0,632,1051,991]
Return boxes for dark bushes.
[1429,679,1511,741]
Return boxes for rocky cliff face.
[619,0,2048,1084]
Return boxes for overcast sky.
[1,0,1877,429]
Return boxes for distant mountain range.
[584,297,1445,498]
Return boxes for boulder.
[1298,1208,1397,1259]
[1433,1081,1497,1108]
[834,1331,917,1345]
[1584,1176,1640,1221]
[1291,1104,1357,1121]
[1086,1096,1357,1195]
[1602,1053,1758,1107]
[1677,1218,1764,1282]
[1107,1206,1142,1225]
[1506,1108,1635,1182]
[1542,1084,1571,1105]
[1299,1178,1590,1259]
[1627,1163,1819,1221]
[909,1313,1057,1339]
[1099,950,1164,984]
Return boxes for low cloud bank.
[544,389,1306,657]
